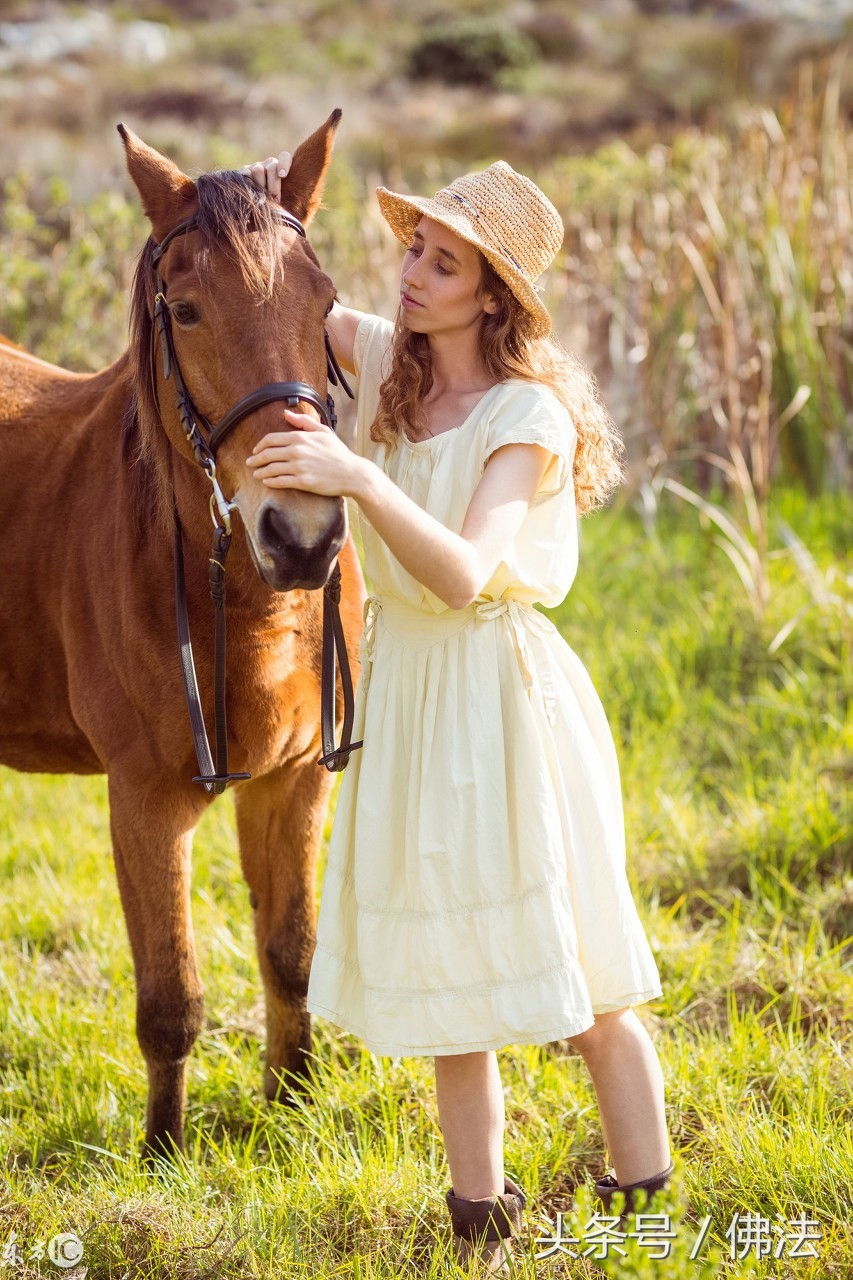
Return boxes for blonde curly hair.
[370,260,624,515]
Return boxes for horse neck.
[130,387,219,559]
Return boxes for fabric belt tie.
[473,598,558,725]
[473,598,543,691]
[360,594,383,691]
[358,594,558,724]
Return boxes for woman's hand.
[238,150,292,202]
[247,408,366,497]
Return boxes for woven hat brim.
[375,187,552,340]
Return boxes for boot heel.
[445,1175,526,1274]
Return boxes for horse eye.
[171,301,201,327]
[324,296,336,319]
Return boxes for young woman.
[242,152,673,1273]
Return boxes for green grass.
[0,488,850,1277]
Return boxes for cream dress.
[305,314,662,1057]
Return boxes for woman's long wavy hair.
[370,259,624,515]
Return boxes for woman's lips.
[400,292,424,309]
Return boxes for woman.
[242,151,673,1273]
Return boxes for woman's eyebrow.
[412,230,461,265]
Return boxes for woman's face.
[398,217,497,338]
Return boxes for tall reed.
[548,47,852,500]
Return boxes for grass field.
[0,485,850,1279]
[1,5,850,1275]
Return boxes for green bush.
[407,17,538,88]
[0,175,144,371]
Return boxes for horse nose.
[258,502,346,563]
[261,504,299,555]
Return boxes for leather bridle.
[150,203,363,794]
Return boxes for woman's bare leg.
[568,1007,671,1184]
[434,1050,505,1197]
[432,1009,669,1198]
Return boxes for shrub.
[407,18,538,89]
[0,176,143,371]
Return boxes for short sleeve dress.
[305,313,662,1057]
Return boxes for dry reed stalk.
[553,55,851,500]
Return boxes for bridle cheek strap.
[151,207,360,794]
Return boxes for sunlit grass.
[0,491,849,1277]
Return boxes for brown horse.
[0,112,365,1157]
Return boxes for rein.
[150,203,362,794]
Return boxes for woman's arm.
[239,150,369,375]
[325,301,369,377]
[350,442,553,608]
[247,411,553,609]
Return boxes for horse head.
[121,112,347,592]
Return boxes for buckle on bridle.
[196,457,234,535]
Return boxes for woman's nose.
[402,260,422,289]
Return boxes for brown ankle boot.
[445,1175,526,1274]
[594,1160,675,1227]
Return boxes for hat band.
[438,189,530,280]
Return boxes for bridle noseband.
[150,203,362,793]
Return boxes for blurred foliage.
[520,6,581,60]
[193,21,304,79]
[0,175,144,371]
[407,17,538,89]
[545,77,853,496]
[0,77,850,500]
[1,1,849,186]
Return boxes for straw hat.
[376,161,563,339]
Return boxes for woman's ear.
[478,260,505,316]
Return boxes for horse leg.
[234,759,332,1103]
[108,775,205,1159]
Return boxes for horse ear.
[117,123,197,243]
[279,108,342,227]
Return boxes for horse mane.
[122,172,290,537]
